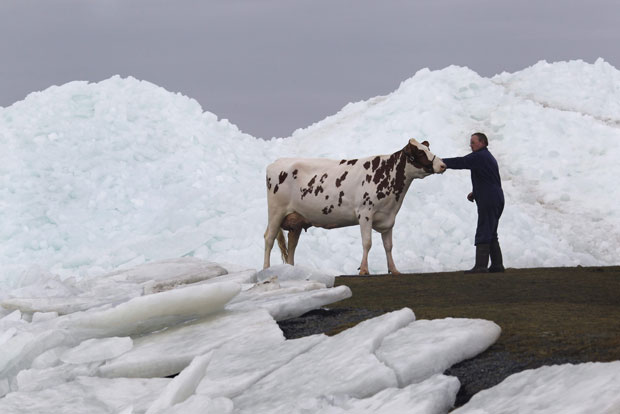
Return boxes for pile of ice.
[0,258,501,413]
[2,59,620,287]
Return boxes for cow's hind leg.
[358,217,373,275]
[287,228,302,265]
[381,228,400,274]
[264,212,286,269]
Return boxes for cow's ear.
[421,140,430,148]
[404,142,414,155]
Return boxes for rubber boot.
[464,243,490,274]
[489,239,505,273]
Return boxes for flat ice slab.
[303,374,460,414]
[376,318,501,385]
[99,309,283,378]
[452,361,620,414]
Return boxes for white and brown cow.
[263,138,446,275]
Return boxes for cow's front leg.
[381,228,400,275]
[358,217,373,275]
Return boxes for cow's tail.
[276,229,289,264]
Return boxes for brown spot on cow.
[266,176,272,190]
[278,171,288,184]
[338,191,345,206]
[325,195,329,200]
[339,159,346,165]
[362,192,373,206]
[300,175,318,199]
[335,171,349,187]
[274,184,279,194]
[365,217,369,221]
[371,150,409,202]
[366,174,372,183]
[371,156,381,171]
[363,161,371,169]
[322,205,335,215]
[292,169,298,179]
[314,185,324,196]
[320,173,328,184]
[347,159,358,166]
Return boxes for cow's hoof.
[389,269,401,275]
[359,269,370,276]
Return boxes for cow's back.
[266,157,366,228]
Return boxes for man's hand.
[467,192,475,202]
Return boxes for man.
[442,132,505,273]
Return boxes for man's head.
[470,132,488,152]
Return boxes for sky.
[1,0,620,138]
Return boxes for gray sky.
[1,0,619,138]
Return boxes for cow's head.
[404,138,447,174]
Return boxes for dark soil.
[277,266,620,407]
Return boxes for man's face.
[470,135,485,152]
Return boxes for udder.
[281,212,313,232]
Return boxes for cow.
[263,138,446,275]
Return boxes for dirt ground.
[277,266,620,406]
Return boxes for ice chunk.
[166,395,234,414]
[0,376,170,414]
[30,346,70,369]
[0,327,17,346]
[146,352,213,413]
[232,309,415,414]
[376,318,501,385]
[195,269,257,286]
[0,272,146,315]
[197,334,326,398]
[453,361,620,414]
[0,329,70,390]
[1,281,240,389]
[32,311,59,323]
[99,308,283,378]
[300,374,460,414]
[15,362,99,392]
[227,284,352,321]
[64,281,241,337]
[60,336,133,364]
[0,309,22,323]
[1,259,230,315]
[107,258,228,284]
[0,379,9,400]
[257,264,336,287]
[0,310,26,339]
[1,296,98,315]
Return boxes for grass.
[328,266,620,404]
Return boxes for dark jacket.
[442,147,504,206]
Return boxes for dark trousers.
[475,201,504,245]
